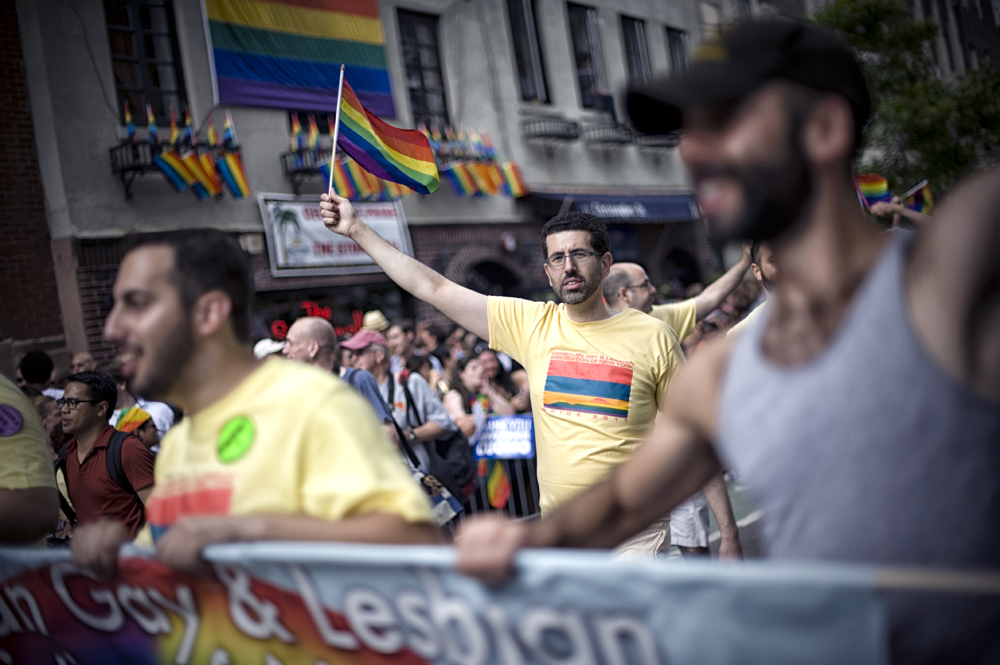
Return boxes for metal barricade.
[461,457,540,520]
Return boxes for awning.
[529,191,699,223]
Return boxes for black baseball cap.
[626,19,871,136]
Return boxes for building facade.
[6,0,719,367]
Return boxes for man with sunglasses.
[320,201,741,558]
[60,371,154,539]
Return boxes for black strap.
[106,430,146,523]
[379,375,422,470]
[398,374,423,430]
[52,455,77,525]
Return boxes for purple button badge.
[0,405,24,437]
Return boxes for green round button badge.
[218,416,255,463]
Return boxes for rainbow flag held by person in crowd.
[336,78,439,194]
[904,180,934,215]
[124,101,135,142]
[855,173,891,209]
[146,105,158,145]
[115,406,152,434]
[477,458,511,509]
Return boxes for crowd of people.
[1,18,997,663]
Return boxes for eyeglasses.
[546,250,600,268]
[625,279,653,290]
[56,398,100,410]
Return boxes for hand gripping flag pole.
[328,64,346,196]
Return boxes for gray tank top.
[719,231,1000,568]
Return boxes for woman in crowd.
[442,355,514,443]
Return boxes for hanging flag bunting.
[204,0,395,117]
[334,77,439,194]
[153,149,193,192]
[217,111,251,199]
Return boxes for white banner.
[0,544,887,665]
[259,194,413,277]
[475,415,535,459]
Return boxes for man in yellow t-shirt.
[0,374,58,545]
[72,229,440,578]
[321,199,741,558]
[603,244,752,342]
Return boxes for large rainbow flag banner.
[337,78,439,194]
[542,352,633,420]
[204,0,395,117]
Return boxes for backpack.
[54,430,146,527]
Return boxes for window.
[104,0,187,126]
[567,3,607,109]
[666,27,688,73]
[397,10,449,128]
[507,0,550,103]
[621,17,651,85]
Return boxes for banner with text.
[0,544,886,665]
[259,195,413,277]
[475,415,535,459]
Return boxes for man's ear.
[752,263,763,283]
[192,290,233,338]
[601,253,613,278]
[802,95,854,167]
[308,340,320,360]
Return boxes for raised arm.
[321,192,489,340]
[692,244,752,319]
[870,200,931,227]
[456,337,734,582]
[909,165,1000,401]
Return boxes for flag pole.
[328,64,346,195]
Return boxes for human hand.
[869,201,900,217]
[156,515,241,575]
[70,519,130,580]
[320,190,362,238]
[740,240,752,264]
[511,387,530,412]
[717,529,744,560]
[455,514,531,584]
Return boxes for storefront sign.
[474,415,535,459]
[259,194,413,277]
[0,544,887,665]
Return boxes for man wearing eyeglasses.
[60,371,154,539]
[320,201,742,558]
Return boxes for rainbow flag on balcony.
[442,163,477,197]
[502,162,528,197]
[205,0,394,117]
[336,78,438,194]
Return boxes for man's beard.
[699,121,814,244]
[133,314,195,401]
[554,268,602,305]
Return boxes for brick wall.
[0,0,63,342]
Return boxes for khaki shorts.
[614,519,672,560]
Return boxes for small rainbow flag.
[181,149,218,199]
[502,162,528,197]
[290,114,303,151]
[200,113,223,196]
[218,150,250,199]
[486,460,510,508]
[344,156,378,198]
[124,101,135,142]
[336,78,439,194]
[153,149,192,192]
[146,105,158,144]
[856,173,891,208]
[442,163,477,197]
[308,114,320,150]
[169,107,180,145]
[182,108,195,145]
[222,112,236,149]
[322,157,357,200]
[115,406,152,434]
[904,180,933,215]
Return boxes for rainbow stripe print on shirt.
[542,351,633,420]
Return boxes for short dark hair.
[18,351,54,384]
[750,241,763,266]
[121,229,254,344]
[540,212,610,259]
[389,318,415,336]
[405,354,431,373]
[67,371,118,416]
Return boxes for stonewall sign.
[0,543,887,665]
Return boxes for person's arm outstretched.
[692,244,752,319]
[456,336,735,584]
[321,192,490,340]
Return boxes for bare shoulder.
[908,165,1000,399]
[663,335,736,441]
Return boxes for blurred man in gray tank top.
[457,19,1000,663]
